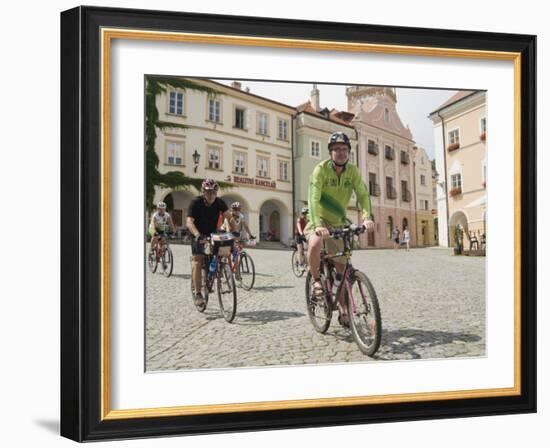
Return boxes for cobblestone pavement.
[145,245,485,371]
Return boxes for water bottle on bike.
[208,258,217,278]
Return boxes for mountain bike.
[191,233,238,323]
[305,225,382,356]
[229,237,256,290]
[147,231,174,277]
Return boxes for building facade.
[293,85,359,227]
[151,78,296,244]
[346,86,418,248]
[429,91,487,249]
[413,146,436,246]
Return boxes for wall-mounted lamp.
[192,150,200,173]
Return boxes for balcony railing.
[386,185,397,199]
[401,189,411,202]
[385,147,395,160]
[400,151,410,164]
[368,144,379,155]
[369,183,380,197]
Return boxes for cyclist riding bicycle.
[186,179,236,307]
[222,201,256,280]
[306,131,374,326]
[221,202,256,243]
[295,207,309,267]
[148,201,176,254]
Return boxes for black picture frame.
[61,5,536,442]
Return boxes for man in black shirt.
[186,178,235,305]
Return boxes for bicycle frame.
[320,233,360,315]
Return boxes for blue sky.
[216,79,457,160]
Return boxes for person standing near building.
[306,131,374,326]
[403,226,410,252]
[392,226,400,250]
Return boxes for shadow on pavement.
[252,285,296,292]
[378,328,483,360]
[235,310,305,325]
[170,273,191,280]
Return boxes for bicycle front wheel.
[238,252,255,290]
[148,249,158,273]
[291,250,305,277]
[305,271,332,333]
[347,270,382,356]
[161,246,173,277]
[217,262,237,323]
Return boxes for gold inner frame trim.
[100,27,522,421]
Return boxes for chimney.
[231,81,242,90]
[311,84,320,111]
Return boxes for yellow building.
[150,78,296,244]
[429,91,486,250]
[413,146,436,246]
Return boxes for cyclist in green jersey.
[305,131,375,326]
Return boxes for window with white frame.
[420,174,426,185]
[420,199,429,210]
[310,140,321,158]
[258,112,269,135]
[481,117,487,134]
[448,129,460,145]
[278,119,288,140]
[451,173,462,189]
[166,141,184,165]
[208,98,221,123]
[257,156,270,178]
[278,160,289,181]
[168,91,184,115]
[233,151,247,174]
[207,146,221,170]
[234,107,247,129]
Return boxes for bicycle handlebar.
[329,224,366,238]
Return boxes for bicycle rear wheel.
[237,252,255,290]
[305,271,332,333]
[347,270,382,356]
[217,262,237,323]
[161,246,173,277]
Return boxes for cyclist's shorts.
[295,234,306,245]
[304,222,346,264]
[191,238,205,256]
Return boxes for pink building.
[344,86,418,248]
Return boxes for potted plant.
[449,186,462,197]
[447,142,460,152]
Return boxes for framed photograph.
[61,6,536,442]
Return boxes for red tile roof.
[435,90,476,111]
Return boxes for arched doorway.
[259,199,290,244]
[449,210,469,248]
[402,217,409,231]
[163,190,195,228]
